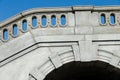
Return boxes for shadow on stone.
[44,61,120,80]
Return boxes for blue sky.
[0,0,120,22]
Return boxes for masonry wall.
[0,6,120,80]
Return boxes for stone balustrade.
[1,6,120,80]
[1,6,120,43]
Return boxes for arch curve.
[29,61,120,80]
[28,47,120,80]
[1,6,120,80]
[45,61,120,80]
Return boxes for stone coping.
[0,6,120,27]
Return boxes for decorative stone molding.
[0,6,120,80]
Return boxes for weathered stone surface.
[0,6,120,80]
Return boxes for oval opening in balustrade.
[110,13,115,25]
[51,15,56,27]
[22,20,27,31]
[42,15,47,27]
[3,29,9,41]
[100,14,106,25]
[32,16,37,28]
[61,15,66,26]
[13,24,18,37]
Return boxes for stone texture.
[0,6,120,80]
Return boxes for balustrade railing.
[0,6,120,43]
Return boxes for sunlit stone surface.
[0,6,120,80]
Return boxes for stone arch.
[29,59,120,80]
[1,6,120,80]
[28,46,120,80]
[28,45,76,80]
[44,61,120,80]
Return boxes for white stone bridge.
[0,6,120,80]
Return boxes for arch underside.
[44,61,120,80]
